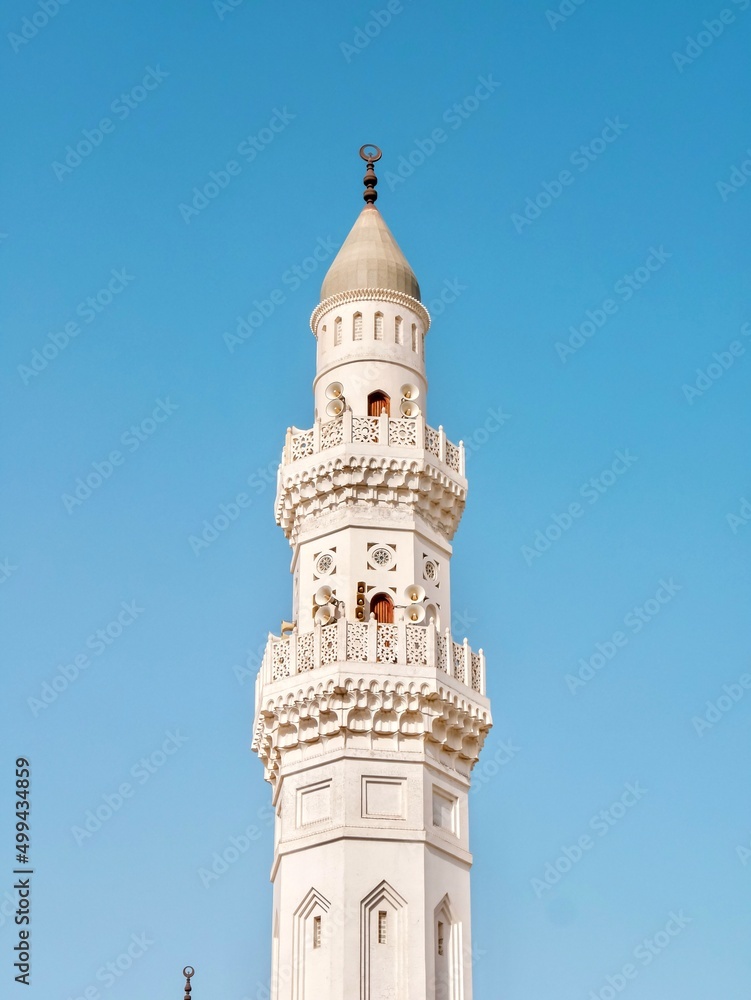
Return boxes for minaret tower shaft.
[252,147,492,1000]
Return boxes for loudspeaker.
[314,585,333,606]
[280,620,296,636]
[400,383,420,401]
[404,584,426,604]
[405,604,426,623]
[325,381,344,399]
[399,399,421,418]
[314,605,335,626]
[325,398,345,418]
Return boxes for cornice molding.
[252,672,491,781]
[310,288,431,333]
[275,454,466,540]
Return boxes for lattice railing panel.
[376,624,399,663]
[320,625,338,664]
[445,441,461,473]
[436,634,448,672]
[389,418,417,447]
[406,625,428,664]
[452,642,465,683]
[320,417,344,450]
[290,429,314,461]
[271,639,290,680]
[298,632,315,672]
[471,652,482,691]
[425,425,441,459]
[352,416,380,444]
[346,622,369,661]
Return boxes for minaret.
[252,146,492,1000]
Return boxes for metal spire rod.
[359,144,382,205]
[183,965,194,1000]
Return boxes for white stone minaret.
[252,146,492,1000]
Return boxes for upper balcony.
[283,413,465,477]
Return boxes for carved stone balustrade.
[258,618,485,695]
[285,413,465,476]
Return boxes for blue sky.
[2,0,750,998]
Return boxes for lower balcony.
[258,618,486,696]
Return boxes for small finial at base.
[183,966,195,1000]
[359,144,382,205]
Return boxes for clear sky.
[2,1,750,998]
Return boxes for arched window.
[395,316,403,345]
[411,323,418,351]
[353,313,363,341]
[371,593,394,624]
[334,317,342,345]
[434,896,462,1000]
[368,391,390,416]
[374,312,384,341]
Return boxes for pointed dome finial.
[359,144,382,206]
[183,966,194,1000]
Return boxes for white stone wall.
[312,294,429,423]
[268,754,474,1000]
[294,522,452,632]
